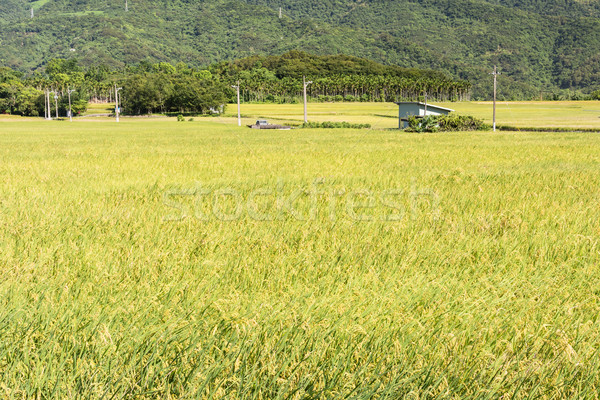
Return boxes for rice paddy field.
[225,100,600,130]
[1,102,600,398]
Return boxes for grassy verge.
[498,125,600,132]
[82,102,115,116]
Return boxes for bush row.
[301,121,372,129]
[405,114,490,132]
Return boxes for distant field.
[439,100,600,130]
[1,119,600,397]
[220,101,600,130]
[83,102,115,115]
[13,100,597,130]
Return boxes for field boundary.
[498,125,600,133]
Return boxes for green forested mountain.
[1,0,599,99]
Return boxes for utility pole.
[490,65,500,132]
[44,90,47,119]
[54,93,59,119]
[67,88,75,122]
[279,7,282,18]
[46,91,52,120]
[423,92,428,116]
[115,85,123,122]
[31,8,34,18]
[125,0,128,11]
[303,76,312,124]
[231,81,241,126]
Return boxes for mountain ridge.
[1,0,599,98]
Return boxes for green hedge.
[301,121,371,129]
[405,115,490,132]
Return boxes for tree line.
[5,50,600,118]
[214,52,471,103]
[225,73,471,103]
[0,52,475,117]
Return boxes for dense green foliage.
[0,53,470,116]
[300,121,371,129]
[406,114,490,132]
[0,0,599,99]
[121,69,228,115]
[216,52,471,102]
[0,67,42,115]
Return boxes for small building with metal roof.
[396,102,454,129]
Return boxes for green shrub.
[301,121,371,129]
[177,114,185,121]
[406,114,490,132]
[406,115,440,132]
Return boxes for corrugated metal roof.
[395,102,454,112]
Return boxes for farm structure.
[396,102,454,129]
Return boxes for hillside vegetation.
[1,53,472,116]
[0,0,599,99]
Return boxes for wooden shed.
[396,102,454,129]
